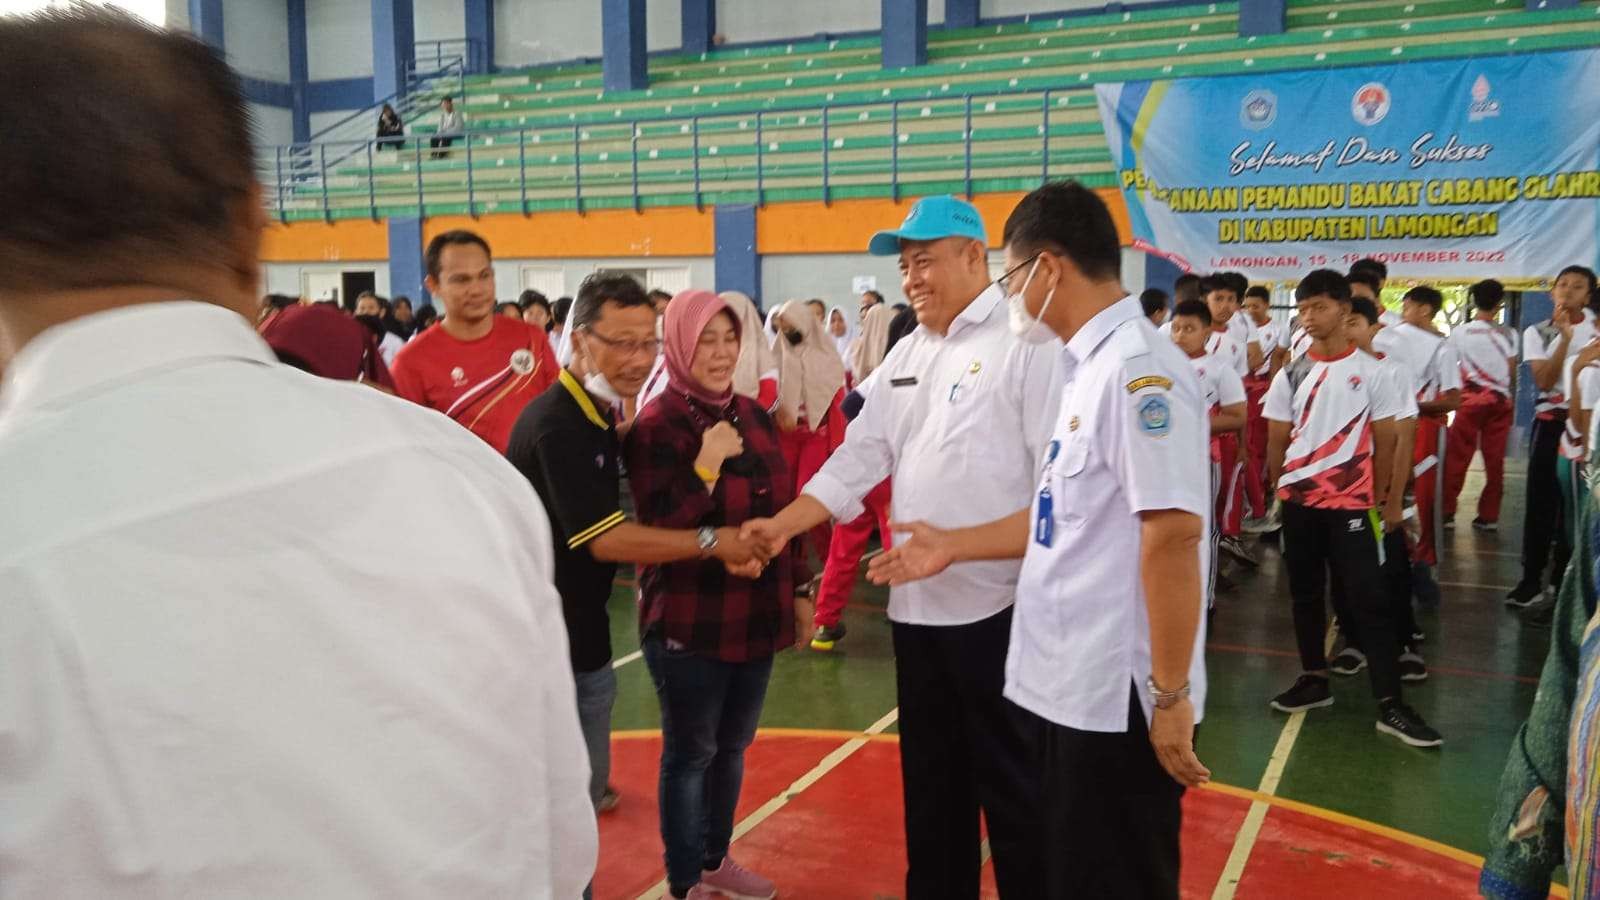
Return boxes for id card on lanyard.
[1035,439,1060,547]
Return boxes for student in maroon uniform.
[389,231,559,453]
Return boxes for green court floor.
[601,461,1553,876]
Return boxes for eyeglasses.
[582,327,661,358]
[995,253,1042,296]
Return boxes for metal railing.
[414,38,485,76]
[264,83,1096,222]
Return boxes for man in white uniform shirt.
[742,195,1057,897]
[866,182,1211,899]
[1443,280,1517,532]
[0,12,595,896]
[1508,266,1599,608]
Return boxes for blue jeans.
[641,636,773,893]
[574,664,617,806]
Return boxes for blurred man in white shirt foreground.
[0,10,595,897]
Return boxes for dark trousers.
[892,606,1044,899]
[641,636,774,894]
[1334,528,1418,653]
[1522,416,1573,589]
[1282,502,1402,701]
[1034,687,1185,900]
[429,135,457,159]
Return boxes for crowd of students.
[11,10,1600,900]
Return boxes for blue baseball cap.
[867,195,989,256]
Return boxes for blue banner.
[1096,49,1600,283]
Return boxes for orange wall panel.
[755,189,1130,255]
[259,220,390,262]
[423,208,715,258]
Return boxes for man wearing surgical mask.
[740,196,1059,897]
[505,273,772,883]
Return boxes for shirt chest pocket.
[1043,433,1092,529]
[935,363,994,449]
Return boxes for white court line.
[634,707,901,900]
[1211,626,1334,899]
[611,649,644,670]
[1437,580,1515,592]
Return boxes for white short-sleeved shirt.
[0,303,596,897]
[1380,309,1405,328]
[1188,352,1247,413]
[1206,329,1250,378]
[1006,297,1210,733]
[1250,317,1289,377]
[1448,319,1517,399]
[1375,322,1462,405]
[1525,310,1600,418]
[804,285,1061,626]
[1264,346,1404,510]
[1222,311,1258,354]
[1374,352,1419,422]
[1560,340,1600,459]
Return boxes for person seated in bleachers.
[376,102,403,150]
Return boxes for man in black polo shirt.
[506,274,770,821]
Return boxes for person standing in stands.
[1509,266,1600,609]
[0,10,594,895]
[1141,287,1170,327]
[866,182,1212,898]
[376,102,403,150]
[625,290,802,900]
[505,276,772,897]
[741,195,1056,897]
[1264,270,1441,748]
[431,95,465,159]
[1375,285,1460,604]
[389,231,558,453]
[1241,284,1287,529]
[1443,279,1516,532]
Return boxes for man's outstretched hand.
[866,521,957,586]
[739,518,790,559]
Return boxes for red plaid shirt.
[624,389,796,662]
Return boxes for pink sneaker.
[697,857,776,899]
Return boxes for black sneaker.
[1329,647,1368,676]
[1472,518,1498,532]
[1376,700,1443,747]
[1220,536,1260,568]
[1410,629,1426,644]
[1412,563,1441,610]
[1506,581,1544,609]
[810,622,847,651]
[1271,674,1334,713]
[1398,651,1428,682]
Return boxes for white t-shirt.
[377,330,404,367]
[1525,310,1600,418]
[1249,317,1289,377]
[1187,351,1246,413]
[1375,322,1462,405]
[1561,338,1600,459]
[1288,326,1313,362]
[1206,330,1249,378]
[1448,319,1517,398]
[1221,312,1258,355]
[1264,346,1404,510]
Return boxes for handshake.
[709,518,793,580]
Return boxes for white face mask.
[1006,258,1058,345]
[584,370,622,408]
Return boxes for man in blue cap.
[742,196,1058,897]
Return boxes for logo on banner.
[1352,82,1391,126]
[1240,89,1277,130]
[1469,74,1501,122]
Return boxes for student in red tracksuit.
[771,301,847,571]
[1443,280,1516,531]
[1373,285,1461,599]
[1242,284,1288,526]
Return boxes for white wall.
[225,0,291,81]
[492,256,715,303]
[165,0,188,30]
[414,0,466,44]
[648,0,682,52]
[980,0,1107,18]
[308,109,365,136]
[249,103,296,150]
[307,0,373,80]
[261,263,390,301]
[716,0,878,45]
[497,0,600,66]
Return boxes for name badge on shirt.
[1035,440,1060,548]
[891,376,918,387]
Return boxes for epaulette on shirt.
[1111,320,1153,361]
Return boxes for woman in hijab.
[258,302,394,391]
[852,300,894,382]
[637,291,778,415]
[624,290,800,900]
[772,299,847,568]
[827,306,855,381]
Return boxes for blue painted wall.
[714,205,761,302]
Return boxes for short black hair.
[0,7,255,292]
[1470,279,1505,311]
[552,296,574,327]
[1244,285,1271,302]
[1204,272,1248,298]
[1403,285,1444,313]
[518,289,549,311]
[1295,269,1352,304]
[425,230,492,278]
[495,302,520,316]
[806,298,827,312]
[1351,258,1389,280]
[1001,180,1121,281]
[573,272,652,331]
[393,296,412,310]
[1173,273,1202,301]
[1346,269,1382,297]
[863,289,885,304]
[1558,265,1599,294]
[1172,298,1212,327]
[414,305,438,328]
[1139,288,1169,318]
[1349,295,1380,325]
[264,293,297,310]
[647,288,673,305]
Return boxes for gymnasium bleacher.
[268,0,1600,221]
